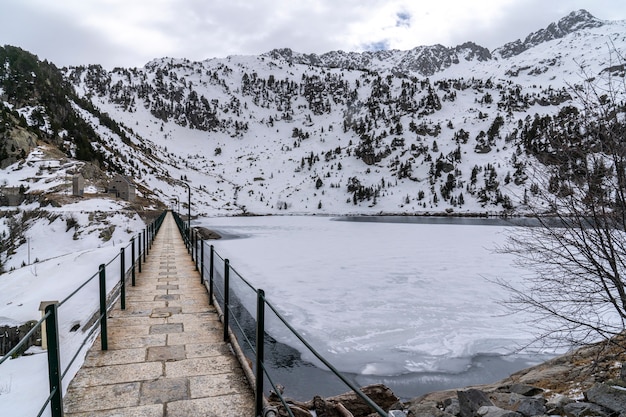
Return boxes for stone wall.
[0,321,40,356]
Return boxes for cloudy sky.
[1,0,625,69]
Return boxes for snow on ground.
[0,197,146,417]
[1,212,558,413]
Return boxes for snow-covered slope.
[57,10,626,218]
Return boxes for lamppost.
[181,181,191,243]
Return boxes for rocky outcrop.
[400,334,626,417]
[399,381,626,417]
[264,42,491,77]
[271,380,626,417]
[494,10,605,59]
[265,10,604,76]
[272,335,626,417]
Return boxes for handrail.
[0,210,167,417]
[170,210,388,417]
[263,293,388,416]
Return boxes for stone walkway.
[63,212,255,416]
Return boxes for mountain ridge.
[1,9,625,221]
[260,9,608,77]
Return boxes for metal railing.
[0,211,166,417]
[172,211,388,417]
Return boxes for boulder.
[506,384,544,397]
[458,389,494,417]
[443,398,460,416]
[545,393,575,414]
[585,383,626,414]
[563,402,610,417]
[476,406,522,417]
[488,391,546,416]
[515,397,546,417]
[405,402,454,417]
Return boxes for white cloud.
[1,0,625,68]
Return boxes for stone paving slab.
[63,212,255,416]
[62,404,164,417]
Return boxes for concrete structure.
[72,174,84,197]
[63,213,254,416]
[108,174,136,202]
[0,186,25,206]
[38,301,58,350]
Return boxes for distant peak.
[557,9,603,32]
[495,9,605,59]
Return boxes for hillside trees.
[497,70,626,351]
[0,48,104,162]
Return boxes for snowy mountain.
[2,9,626,224]
[1,9,626,408]
[494,9,606,59]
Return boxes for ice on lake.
[201,215,555,398]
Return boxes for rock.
[545,393,575,414]
[563,401,610,417]
[405,402,454,417]
[506,384,544,397]
[585,383,626,413]
[458,389,494,417]
[443,398,460,416]
[486,392,545,417]
[489,392,525,409]
[477,405,522,417]
[515,397,546,417]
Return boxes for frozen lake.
[200,215,556,399]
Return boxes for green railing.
[172,211,388,417]
[0,211,166,417]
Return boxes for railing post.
[138,233,142,273]
[256,289,266,417]
[186,223,190,253]
[120,247,126,310]
[45,303,63,417]
[209,245,214,305]
[194,230,199,271]
[200,240,205,284]
[144,229,148,260]
[131,237,136,286]
[191,229,195,265]
[99,264,108,351]
[224,259,230,342]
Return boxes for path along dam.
[62,212,255,416]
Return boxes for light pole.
[181,181,191,243]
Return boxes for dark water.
[258,341,551,401]
[214,277,552,402]
[334,215,542,227]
